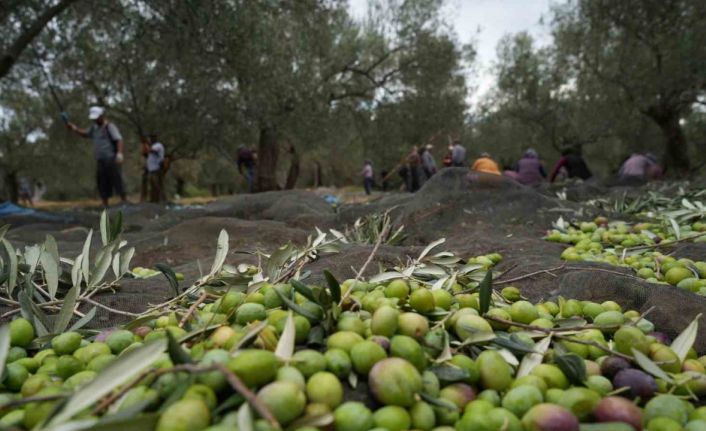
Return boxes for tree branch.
[0,0,81,79]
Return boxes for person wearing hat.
[420,144,437,179]
[66,106,126,206]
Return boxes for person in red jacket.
[550,148,592,182]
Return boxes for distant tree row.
[0,0,704,201]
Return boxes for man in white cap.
[66,106,127,206]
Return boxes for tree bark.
[5,172,18,203]
[645,106,690,176]
[0,0,81,79]
[256,125,279,192]
[312,160,322,187]
[284,146,300,190]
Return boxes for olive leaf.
[274,288,321,322]
[517,335,552,378]
[286,413,334,431]
[81,230,93,285]
[307,325,325,347]
[48,339,167,425]
[670,313,701,363]
[110,211,123,243]
[0,325,10,378]
[166,331,192,364]
[478,269,493,315]
[154,263,179,298]
[323,270,341,303]
[420,392,457,411]
[368,271,404,284]
[2,239,17,296]
[348,371,358,388]
[275,312,296,361]
[209,229,229,277]
[119,247,135,278]
[53,284,78,334]
[238,403,254,431]
[230,321,269,353]
[290,279,317,304]
[555,353,586,386]
[418,238,446,261]
[100,211,110,246]
[632,348,673,383]
[40,243,60,300]
[68,307,97,332]
[429,363,469,382]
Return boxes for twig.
[83,297,139,317]
[215,364,281,430]
[179,292,208,328]
[0,393,66,411]
[554,334,633,362]
[565,266,644,281]
[483,315,633,361]
[483,315,619,333]
[92,363,280,430]
[624,231,706,252]
[494,264,566,284]
[339,218,390,306]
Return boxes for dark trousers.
[148,171,163,203]
[96,159,125,202]
[140,169,148,202]
[364,177,373,195]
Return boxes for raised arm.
[67,122,89,138]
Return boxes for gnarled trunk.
[256,125,279,192]
[5,172,18,203]
[645,106,689,176]
[284,145,300,190]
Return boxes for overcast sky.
[348,0,556,106]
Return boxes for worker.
[508,148,547,186]
[550,148,592,182]
[147,133,166,202]
[471,152,501,175]
[66,106,127,207]
[619,153,662,181]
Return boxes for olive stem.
[214,363,281,430]
[493,264,566,284]
[178,292,208,328]
[0,394,66,411]
[339,217,390,306]
[483,314,634,361]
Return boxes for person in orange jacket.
[471,152,501,175]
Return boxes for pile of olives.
[546,217,706,294]
[1,254,705,431]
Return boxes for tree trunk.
[5,172,18,203]
[284,146,300,190]
[312,161,322,187]
[256,125,279,192]
[658,115,689,176]
[645,106,689,176]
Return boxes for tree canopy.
[1,0,705,201]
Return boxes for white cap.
[88,106,105,120]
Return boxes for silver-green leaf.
[48,339,166,425]
[671,314,701,363]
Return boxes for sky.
[348,0,556,106]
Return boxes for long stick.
[30,44,66,113]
